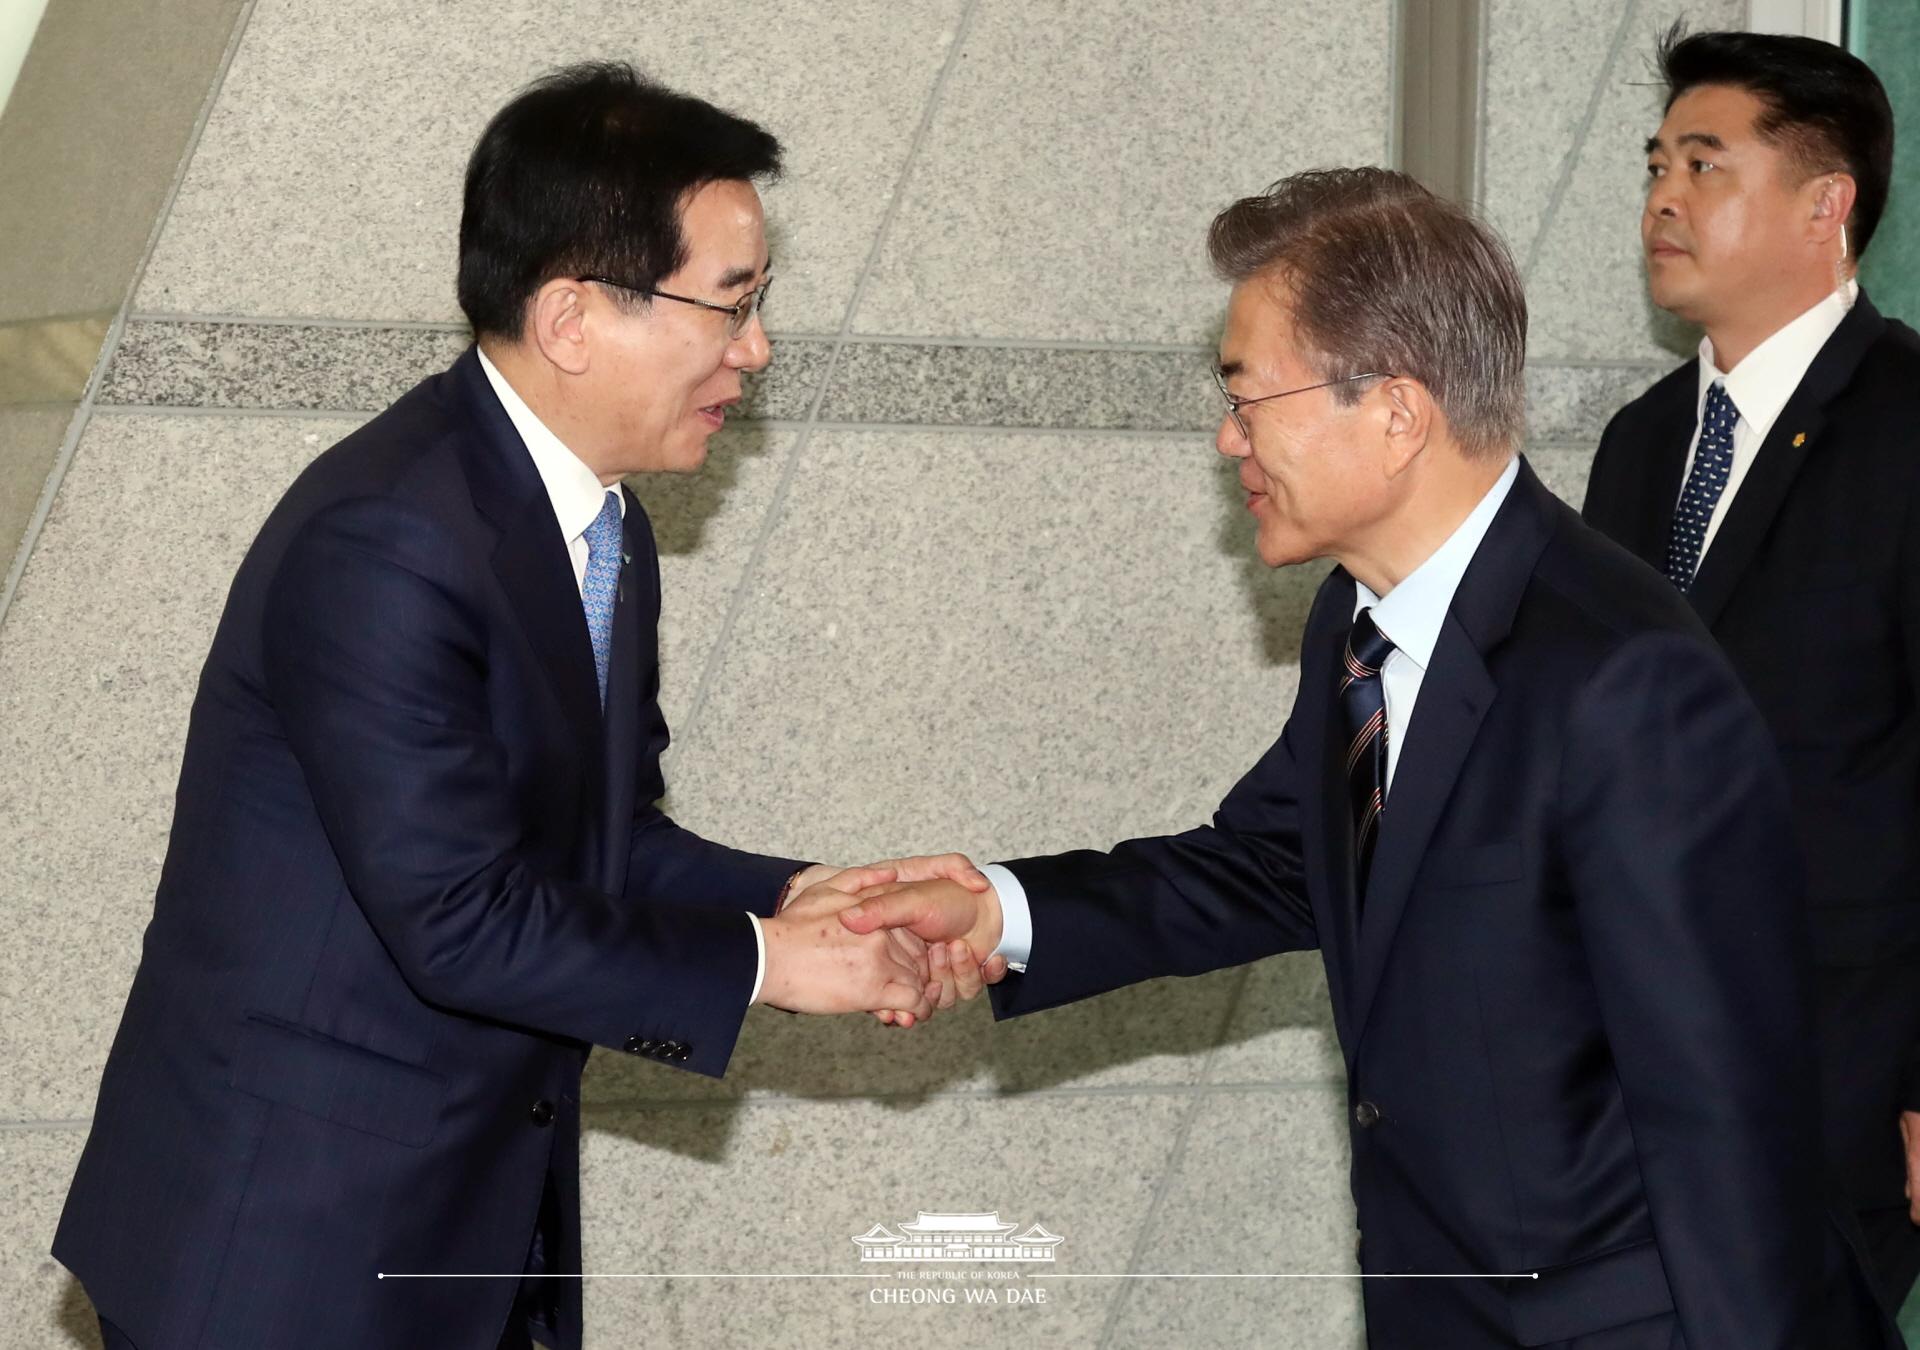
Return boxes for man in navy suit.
[847,168,1893,1345]
[1581,30,1920,1327]
[54,64,991,1350]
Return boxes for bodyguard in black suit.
[1581,30,1920,1321]
[846,169,1890,1346]
[53,66,983,1350]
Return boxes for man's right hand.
[757,868,936,1021]
[839,878,1009,984]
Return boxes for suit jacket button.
[672,1043,691,1061]
[623,1035,647,1055]
[530,1099,555,1127]
[1353,1100,1381,1129]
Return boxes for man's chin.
[1643,272,1700,322]
[661,437,712,474]
[1253,528,1309,570]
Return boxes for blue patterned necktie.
[581,489,623,708]
[1664,381,1739,591]
[1340,608,1396,898]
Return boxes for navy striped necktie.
[1340,608,1396,897]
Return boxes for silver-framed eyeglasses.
[1213,367,1393,440]
[581,274,772,339]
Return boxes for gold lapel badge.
[1792,432,1807,447]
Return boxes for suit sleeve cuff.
[747,911,766,1005]
[981,863,1031,972]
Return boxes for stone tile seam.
[85,406,1230,444]
[100,316,1670,372]
[0,1080,1348,1132]
[121,313,1216,354]
[0,0,265,638]
[571,1076,1348,1115]
[1518,0,1643,284]
[1096,964,1257,1349]
[1473,0,1493,212]
[663,0,984,761]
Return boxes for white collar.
[1353,455,1521,672]
[1697,278,1858,440]
[475,346,622,542]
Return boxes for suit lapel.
[1684,295,1887,628]
[596,490,649,895]
[1294,573,1363,1056]
[1349,620,1494,1033]
[1347,459,1555,1043]
[452,349,607,813]
[1635,370,1699,569]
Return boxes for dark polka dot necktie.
[1340,608,1396,899]
[1664,381,1739,591]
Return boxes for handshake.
[755,854,1012,1028]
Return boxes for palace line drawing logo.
[852,1211,1066,1263]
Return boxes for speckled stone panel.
[852,0,1396,343]
[134,0,969,333]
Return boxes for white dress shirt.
[987,455,1522,972]
[1680,279,1857,561]
[476,350,771,1006]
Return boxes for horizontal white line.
[1031,1272,1538,1280]
[378,1274,875,1280]
[376,1271,1537,1280]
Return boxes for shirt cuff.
[747,911,766,1005]
[980,863,1031,973]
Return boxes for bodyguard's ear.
[1379,375,1434,479]
[526,278,593,377]
[1809,173,1856,249]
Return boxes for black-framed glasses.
[581,275,772,339]
[1213,367,1393,440]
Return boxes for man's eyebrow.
[1218,359,1243,380]
[1646,131,1726,155]
[715,258,771,292]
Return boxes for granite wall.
[0,2,1741,1346]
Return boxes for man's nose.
[727,314,771,371]
[1645,176,1682,220]
[1216,414,1249,459]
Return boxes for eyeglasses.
[580,275,772,339]
[1213,367,1393,441]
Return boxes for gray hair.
[1207,168,1526,458]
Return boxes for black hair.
[1657,24,1894,258]
[457,61,782,338]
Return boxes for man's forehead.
[678,180,770,286]
[1648,84,1764,150]
[1219,280,1296,366]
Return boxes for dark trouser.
[1856,1204,1920,1322]
[1814,946,1920,1328]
